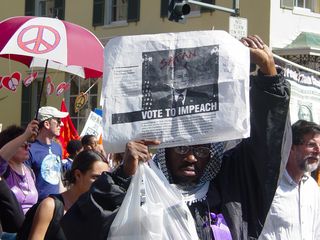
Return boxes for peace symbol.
[17,25,61,54]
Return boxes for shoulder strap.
[49,194,64,215]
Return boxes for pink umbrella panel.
[0,16,104,117]
[0,16,103,78]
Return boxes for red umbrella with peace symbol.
[0,16,104,117]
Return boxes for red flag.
[58,99,80,158]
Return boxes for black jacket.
[61,69,291,240]
[0,179,25,234]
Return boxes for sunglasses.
[173,145,211,158]
[21,142,31,150]
[49,118,62,125]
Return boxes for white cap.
[37,106,69,122]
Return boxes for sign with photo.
[80,111,102,138]
[284,66,320,124]
[101,30,250,153]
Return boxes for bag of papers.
[108,162,198,240]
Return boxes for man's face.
[166,144,211,184]
[291,133,320,173]
[84,137,98,150]
[48,118,63,137]
[173,68,190,90]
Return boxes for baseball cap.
[37,106,69,122]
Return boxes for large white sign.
[284,67,320,124]
[101,30,250,153]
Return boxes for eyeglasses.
[173,145,211,158]
[303,141,320,151]
[21,142,31,150]
[49,118,62,125]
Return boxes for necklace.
[12,165,31,204]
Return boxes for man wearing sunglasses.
[62,35,291,240]
[26,106,68,201]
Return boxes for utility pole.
[187,0,240,16]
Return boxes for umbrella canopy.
[0,16,103,78]
[0,16,104,118]
[29,58,90,78]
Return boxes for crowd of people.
[0,106,112,239]
[0,34,319,240]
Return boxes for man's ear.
[43,120,51,129]
[290,145,298,155]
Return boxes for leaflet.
[101,30,250,153]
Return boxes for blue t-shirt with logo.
[26,140,63,201]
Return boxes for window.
[25,0,65,19]
[281,0,320,12]
[295,0,312,9]
[93,0,140,26]
[67,75,98,133]
[25,0,36,16]
[109,0,128,23]
[37,0,55,17]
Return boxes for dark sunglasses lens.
[174,146,189,155]
[193,147,210,158]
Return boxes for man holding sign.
[62,35,290,240]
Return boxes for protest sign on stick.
[80,111,103,138]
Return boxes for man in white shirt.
[259,120,320,240]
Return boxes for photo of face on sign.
[141,45,219,113]
[170,63,216,108]
[298,104,313,122]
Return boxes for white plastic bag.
[108,161,198,240]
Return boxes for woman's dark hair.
[66,140,82,158]
[81,135,96,146]
[292,120,320,145]
[0,125,25,149]
[65,150,105,184]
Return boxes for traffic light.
[168,0,191,22]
